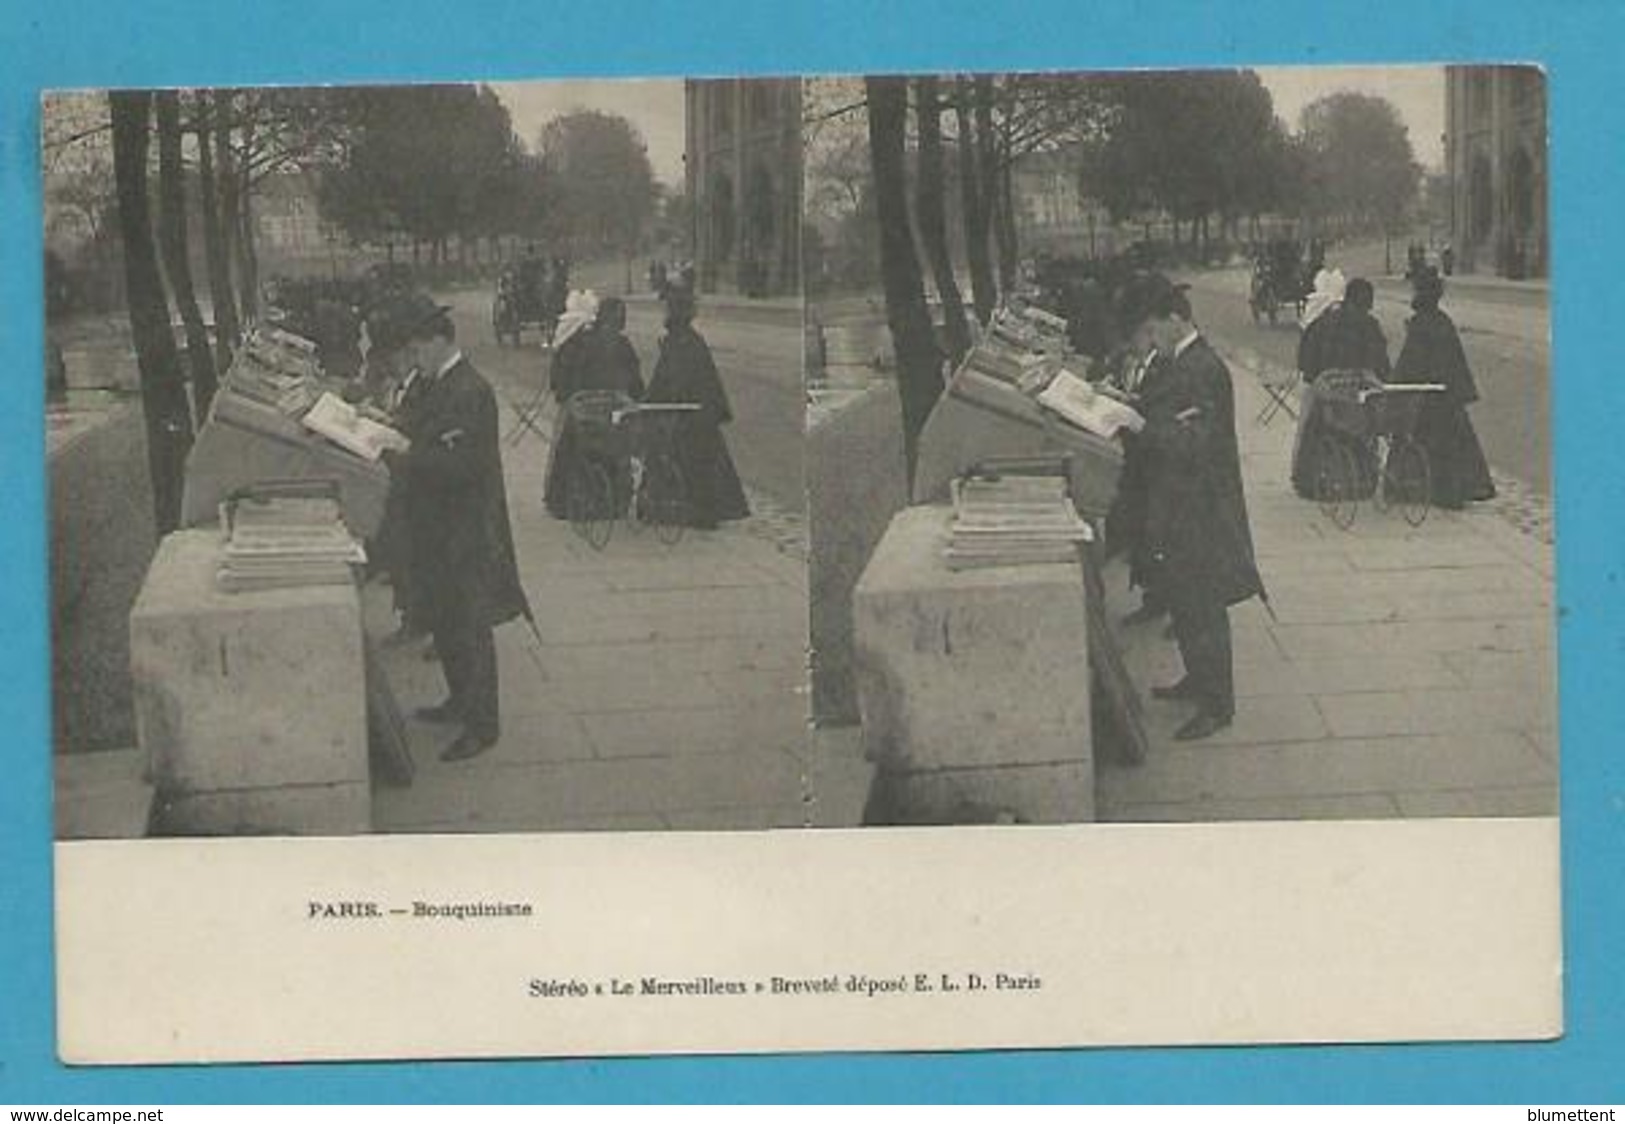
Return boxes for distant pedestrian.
[643,288,749,529]
[1117,273,1265,741]
[314,293,363,380]
[1392,270,1495,509]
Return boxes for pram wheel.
[1384,436,1432,527]
[641,453,688,546]
[567,458,615,551]
[1315,436,1358,531]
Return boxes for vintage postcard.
[47,67,1559,1063]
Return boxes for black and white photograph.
[42,64,1563,1066]
[46,78,810,840]
[806,66,1556,826]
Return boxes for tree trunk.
[110,90,193,536]
[866,77,943,486]
[214,94,247,328]
[973,77,1005,304]
[196,93,240,361]
[955,76,996,325]
[912,76,971,365]
[155,91,217,422]
[235,151,259,322]
[993,146,1018,292]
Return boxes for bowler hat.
[1114,272,1190,334]
[392,291,455,340]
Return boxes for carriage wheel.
[641,454,688,546]
[1385,437,1433,527]
[567,459,615,551]
[1314,437,1358,531]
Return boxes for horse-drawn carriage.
[492,256,564,347]
[1248,241,1312,325]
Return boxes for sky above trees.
[491,79,685,185]
[1257,65,1445,169]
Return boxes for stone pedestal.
[852,505,1094,825]
[129,530,369,835]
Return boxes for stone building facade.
[1445,65,1547,279]
[1012,148,1118,260]
[683,78,802,297]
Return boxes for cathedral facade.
[683,78,803,298]
[1445,65,1547,279]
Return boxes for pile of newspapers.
[216,490,366,594]
[945,472,1092,571]
[213,327,409,464]
[221,328,322,416]
[960,303,1145,442]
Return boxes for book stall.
[853,302,1149,826]
[180,326,402,536]
[131,326,414,836]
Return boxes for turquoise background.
[3,0,1621,1102]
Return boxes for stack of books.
[945,474,1093,571]
[988,304,1069,355]
[965,337,1058,392]
[220,329,322,416]
[216,493,367,593]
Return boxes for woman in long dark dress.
[543,291,602,519]
[1290,276,1389,498]
[643,289,750,529]
[543,293,650,518]
[1391,271,1496,509]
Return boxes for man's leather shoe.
[414,700,460,723]
[1174,711,1233,742]
[440,732,496,762]
[1151,677,1199,701]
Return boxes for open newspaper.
[1035,369,1145,440]
[301,392,410,462]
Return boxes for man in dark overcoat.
[390,295,531,761]
[1118,275,1265,741]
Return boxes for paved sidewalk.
[371,392,811,835]
[1095,344,1558,822]
[805,339,1559,827]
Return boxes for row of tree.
[53,85,663,535]
[815,71,1425,477]
[105,88,272,534]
